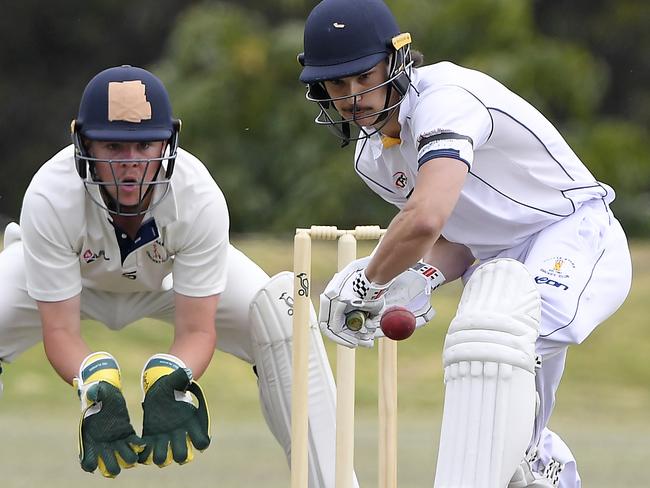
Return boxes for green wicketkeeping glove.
[74,352,144,478]
[138,353,210,467]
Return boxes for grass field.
[1,235,649,487]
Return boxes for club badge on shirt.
[146,240,170,264]
[393,172,408,189]
[539,256,575,279]
[83,249,110,263]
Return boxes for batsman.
[0,65,355,486]
[299,1,632,486]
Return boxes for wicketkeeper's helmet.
[71,65,181,216]
[298,0,413,145]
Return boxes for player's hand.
[375,262,444,338]
[319,258,445,347]
[139,354,210,467]
[75,352,144,478]
[319,257,392,348]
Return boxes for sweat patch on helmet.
[108,80,152,123]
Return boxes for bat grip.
[344,310,367,331]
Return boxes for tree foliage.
[1,0,648,234]
[155,0,649,233]
[0,0,189,223]
[156,4,394,232]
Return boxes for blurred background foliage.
[1,0,648,234]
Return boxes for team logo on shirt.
[82,249,110,263]
[534,276,569,291]
[146,239,170,264]
[539,256,575,279]
[393,172,408,189]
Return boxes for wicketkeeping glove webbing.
[75,352,144,478]
[139,354,210,467]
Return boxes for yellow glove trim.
[97,457,115,479]
[78,351,121,390]
[141,353,187,395]
[142,365,176,394]
[159,444,174,468]
[140,450,154,466]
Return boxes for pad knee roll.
[435,259,541,488]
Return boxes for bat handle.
[345,310,367,331]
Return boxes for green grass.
[0,235,649,486]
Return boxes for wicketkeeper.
[0,65,356,487]
[299,1,632,486]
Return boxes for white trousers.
[465,200,632,487]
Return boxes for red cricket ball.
[380,306,416,341]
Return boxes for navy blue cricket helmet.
[71,65,181,216]
[298,0,413,145]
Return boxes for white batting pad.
[434,259,541,488]
[249,272,357,488]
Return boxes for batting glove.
[319,256,393,348]
[74,352,144,478]
[320,258,446,347]
[139,354,210,467]
[374,261,444,338]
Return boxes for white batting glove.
[374,262,445,338]
[319,257,392,348]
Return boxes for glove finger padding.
[76,352,144,478]
[318,256,391,348]
[374,262,444,338]
[139,355,211,467]
[170,430,190,463]
[186,381,211,450]
[81,383,141,471]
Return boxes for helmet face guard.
[305,39,413,146]
[71,65,180,216]
[72,121,180,216]
[298,0,414,146]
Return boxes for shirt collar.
[365,69,421,159]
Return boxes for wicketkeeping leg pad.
[434,259,541,488]
[249,271,346,488]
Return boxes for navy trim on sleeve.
[417,149,471,170]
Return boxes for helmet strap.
[340,122,351,147]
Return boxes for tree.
[156,0,649,233]
[2,0,648,234]
[0,0,192,223]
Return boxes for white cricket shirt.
[20,146,229,301]
[354,62,612,260]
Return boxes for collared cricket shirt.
[354,62,612,260]
[20,146,229,301]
